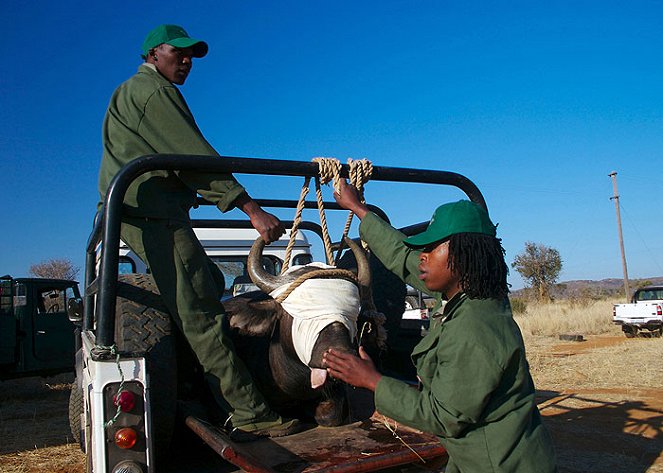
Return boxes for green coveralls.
[98,64,274,427]
[360,212,558,472]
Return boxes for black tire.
[114,274,177,460]
[404,295,420,311]
[68,378,83,449]
[623,326,637,338]
[558,334,584,342]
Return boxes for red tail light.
[114,427,138,449]
[657,305,662,316]
[113,390,136,412]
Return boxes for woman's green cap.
[141,24,208,58]
[404,200,497,248]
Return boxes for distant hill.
[511,276,663,299]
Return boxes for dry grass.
[0,374,84,473]
[0,445,83,473]
[526,335,663,391]
[1,299,661,472]
[514,297,622,338]
[514,297,663,391]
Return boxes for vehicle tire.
[624,326,637,338]
[558,334,584,342]
[404,295,420,311]
[68,378,83,449]
[114,274,177,461]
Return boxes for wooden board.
[185,414,447,473]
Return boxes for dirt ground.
[0,334,661,473]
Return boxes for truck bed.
[185,414,448,473]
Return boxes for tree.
[29,258,80,280]
[511,242,562,301]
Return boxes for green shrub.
[510,297,527,314]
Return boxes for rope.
[274,268,358,303]
[274,156,386,349]
[281,177,311,274]
[91,344,126,429]
[314,176,335,265]
[313,157,342,193]
[312,157,342,264]
[339,159,373,258]
[379,415,426,463]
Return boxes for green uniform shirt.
[98,64,245,220]
[360,212,557,473]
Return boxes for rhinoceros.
[223,237,374,426]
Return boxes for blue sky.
[2,0,662,290]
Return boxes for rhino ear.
[223,292,281,336]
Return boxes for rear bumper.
[614,319,662,329]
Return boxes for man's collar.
[141,62,158,72]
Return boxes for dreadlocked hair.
[447,233,510,300]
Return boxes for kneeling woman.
[325,180,558,473]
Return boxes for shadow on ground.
[537,389,663,473]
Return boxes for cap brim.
[167,38,209,57]
[403,230,446,249]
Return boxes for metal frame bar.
[86,155,486,347]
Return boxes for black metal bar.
[83,217,102,332]
[190,219,326,244]
[94,154,487,347]
[195,198,392,224]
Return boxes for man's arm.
[141,84,284,243]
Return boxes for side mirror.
[67,298,83,323]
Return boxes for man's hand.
[333,179,369,220]
[235,193,286,244]
[249,208,286,244]
[323,347,381,392]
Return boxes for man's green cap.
[404,200,497,248]
[141,24,208,58]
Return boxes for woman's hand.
[333,180,369,220]
[323,346,382,391]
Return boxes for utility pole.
[609,171,630,302]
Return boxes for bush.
[510,297,527,314]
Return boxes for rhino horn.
[247,237,282,293]
[343,237,371,299]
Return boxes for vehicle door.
[0,279,16,365]
[32,284,76,365]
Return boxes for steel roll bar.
[87,155,486,348]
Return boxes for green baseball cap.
[141,24,208,58]
[404,200,497,248]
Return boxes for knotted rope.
[273,268,358,303]
[276,157,387,349]
[338,158,373,259]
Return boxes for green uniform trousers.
[121,216,273,427]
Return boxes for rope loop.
[92,344,126,429]
[312,157,342,194]
[275,268,358,303]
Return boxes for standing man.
[98,24,302,439]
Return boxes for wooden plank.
[186,414,447,473]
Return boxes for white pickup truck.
[613,285,663,337]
